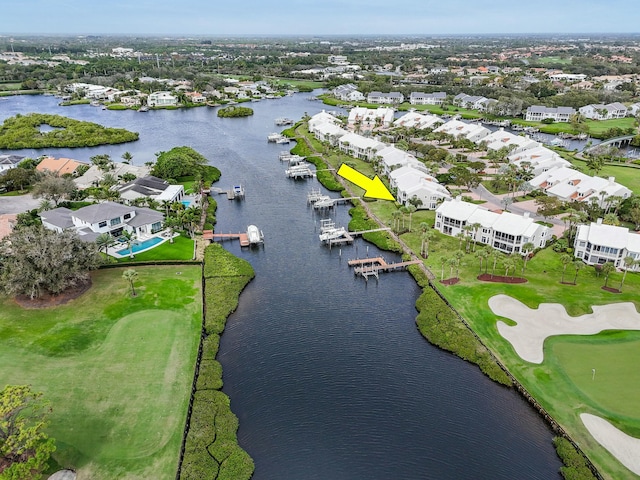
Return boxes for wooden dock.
[203,230,250,247]
[322,227,391,247]
[347,256,423,280]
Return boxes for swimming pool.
[116,236,164,255]
[181,200,191,207]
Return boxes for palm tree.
[490,250,503,278]
[421,229,436,258]
[161,200,173,217]
[560,253,573,283]
[406,204,417,232]
[121,151,133,165]
[475,248,490,275]
[521,242,535,273]
[164,216,181,244]
[447,257,458,279]
[122,268,138,297]
[619,256,637,291]
[503,256,518,278]
[95,233,115,257]
[455,231,466,251]
[38,199,53,212]
[120,230,136,259]
[601,261,616,288]
[469,222,481,252]
[391,211,402,232]
[440,256,448,281]
[572,260,583,285]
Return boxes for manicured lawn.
[0,265,202,479]
[116,235,195,263]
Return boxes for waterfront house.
[41,201,164,242]
[574,220,640,269]
[390,166,450,210]
[578,102,628,120]
[333,83,365,102]
[394,111,443,130]
[347,107,395,131]
[435,197,550,254]
[528,166,632,206]
[147,91,178,107]
[309,110,342,131]
[367,91,405,104]
[409,92,447,105]
[311,121,348,146]
[377,145,421,175]
[0,154,25,173]
[115,175,185,204]
[36,156,88,176]
[433,119,491,143]
[337,133,385,161]
[478,128,540,154]
[453,93,497,112]
[75,163,150,189]
[525,105,576,123]
[507,146,571,175]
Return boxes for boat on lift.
[318,226,346,242]
[246,225,264,245]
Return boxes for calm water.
[0,94,561,479]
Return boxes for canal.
[0,93,562,479]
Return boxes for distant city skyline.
[2,0,639,36]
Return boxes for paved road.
[0,194,40,215]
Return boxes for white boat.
[319,226,346,242]
[275,117,294,126]
[246,225,264,245]
[313,196,335,208]
[267,133,281,142]
[275,136,290,144]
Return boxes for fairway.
[0,265,202,479]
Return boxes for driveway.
[0,193,40,215]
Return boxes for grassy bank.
[0,266,202,479]
[179,243,255,480]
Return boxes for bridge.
[582,135,635,153]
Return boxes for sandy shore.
[488,294,640,364]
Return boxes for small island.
[217,105,254,118]
[0,113,139,148]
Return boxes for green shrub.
[553,437,597,480]
[217,106,254,117]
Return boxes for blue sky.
[1,0,638,36]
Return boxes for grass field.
[116,235,195,263]
[0,265,202,479]
[568,156,640,195]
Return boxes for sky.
[1,0,639,36]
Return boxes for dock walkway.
[347,256,423,280]
[203,230,250,247]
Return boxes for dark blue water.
[0,94,561,479]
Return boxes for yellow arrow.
[337,164,395,201]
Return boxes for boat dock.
[203,230,250,247]
[279,152,306,165]
[311,196,360,209]
[320,227,392,246]
[347,256,423,280]
[286,163,314,179]
[210,185,245,200]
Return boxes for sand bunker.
[488,294,640,364]
[581,413,640,475]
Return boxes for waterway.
[0,94,562,479]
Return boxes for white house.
[525,106,576,123]
[333,83,365,101]
[528,166,632,206]
[367,91,404,104]
[337,133,385,161]
[377,145,420,175]
[115,175,185,204]
[394,112,443,130]
[147,91,177,107]
[578,102,628,120]
[409,92,447,105]
[433,119,491,142]
[629,102,640,116]
[41,201,164,242]
[311,121,348,146]
[453,93,497,112]
[308,110,342,132]
[0,154,25,173]
[507,146,571,175]
[435,197,550,254]
[390,166,450,209]
[347,107,395,131]
[574,220,640,269]
[479,128,540,154]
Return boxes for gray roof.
[0,154,26,166]
[72,202,134,224]
[117,175,169,196]
[127,208,163,227]
[40,207,74,229]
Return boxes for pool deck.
[106,231,178,258]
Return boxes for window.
[124,213,131,220]
[110,217,120,226]
[98,221,107,228]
